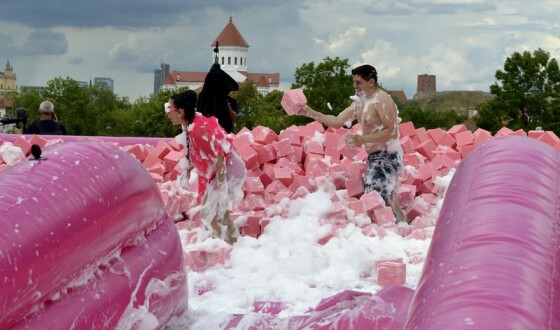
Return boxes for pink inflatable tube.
[0,133,173,146]
[405,136,560,329]
[12,220,187,329]
[0,141,187,328]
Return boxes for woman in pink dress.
[166,90,246,244]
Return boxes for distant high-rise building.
[94,77,114,93]
[154,63,170,94]
[77,81,89,89]
[153,69,161,94]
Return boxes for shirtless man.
[301,64,407,223]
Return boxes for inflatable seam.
[546,153,560,329]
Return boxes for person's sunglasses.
[164,102,176,113]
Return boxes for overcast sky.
[1,0,559,102]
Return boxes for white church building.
[160,17,280,95]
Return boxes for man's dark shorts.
[363,150,402,199]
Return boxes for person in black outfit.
[197,63,239,133]
[24,101,67,135]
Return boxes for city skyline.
[0,1,558,102]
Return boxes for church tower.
[211,17,249,72]
[0,59,17,95]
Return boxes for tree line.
[8,49,560,137]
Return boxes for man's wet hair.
[352,65,377,83]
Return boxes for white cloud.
[314,27,367,54]
[1,0,558,102]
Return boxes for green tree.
[41,77,90,135]
[476,48,560,133]
[12,89,42,125]
[233,80,260,131]
[292,57,354,116]
[399,106,467,130]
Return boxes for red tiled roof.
[166,70,279,88]
[387,90,407,102]
[0,98,14,107]
[246,73,280,87]
[212,17,249,48]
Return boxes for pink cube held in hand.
[281,88,307,115]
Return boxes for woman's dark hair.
[171,90,197,123]
[351,64,377,84]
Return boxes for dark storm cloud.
[0,0,305,29]
[0,30,67,56]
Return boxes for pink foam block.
[494,127,514,137]
[323,131,341,150]
[124,144,146,162]
[163,150,184,173]
[374,207,396,225]
[232,132,254,150]
[400,135,416,154]
[243,175,265,195]
[281,88,307,115]
[414,139,437,160]
[304,158,329,178]
[273,166,293,187]
[153,140,172,160]
[303,121,325,135]
[277,128,301,146]
[240,213,262,237]
[305,140,324,155]
[28,135,48,148]
[454,130,474,147]
[252,126,279,145]
[377,261,406,287]
[348,200,367,216]
[527,130,545,140]
[536,131,560,147]
[345,177,364,197]
[236,144,259,170]
[415,127,430,142]
[185,247,231,272]
[360,191,385,214]
[338,134,361,159]
[253,301,284,315]
[289,175,316,192]
[446,124,467,137]
[435,131,456,148]
[142,152,161,169]
[12,136,31,156]
[398,184,417,207]
[398,121,416,137]
[239,194,266,212]
[272,139,294,158]
[427,127,445,143]
[473,128,493,144]
[254,143,277,164]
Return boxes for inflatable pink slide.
[0,141,187,329]
[405,136,560,329]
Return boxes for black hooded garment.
[197,63,239,133]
